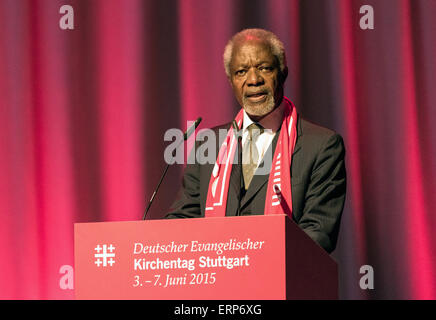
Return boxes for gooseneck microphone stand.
[142,117,202,220]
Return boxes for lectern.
[74,215,338,299]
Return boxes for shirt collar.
[242,111,256,130]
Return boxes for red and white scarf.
[205,97,298,218]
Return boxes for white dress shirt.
[241,101,286,167]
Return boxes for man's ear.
[280,66,288,84]
[227,74,235,88]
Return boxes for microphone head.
[195,117,202,127]
[184,116,202,140]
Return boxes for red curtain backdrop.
[1,0,435,299]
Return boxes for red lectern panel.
[74,215,337,299]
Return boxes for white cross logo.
[94,244,116,267]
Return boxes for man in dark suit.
[165,29,346,254]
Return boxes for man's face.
[229,39,286,119]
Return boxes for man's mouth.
[245,92,268,102]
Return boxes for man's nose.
[246,68,264,86]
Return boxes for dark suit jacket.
[165,115,346,253]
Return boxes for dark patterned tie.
[242,123,264,189]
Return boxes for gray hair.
[223,28,287,78]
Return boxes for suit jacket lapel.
[292,114,302,157]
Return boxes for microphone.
[184,117,202,140]
[142,117,202,220]
[232,120,243,216]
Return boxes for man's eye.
[235,70,246,76]
[260,66,273,72]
